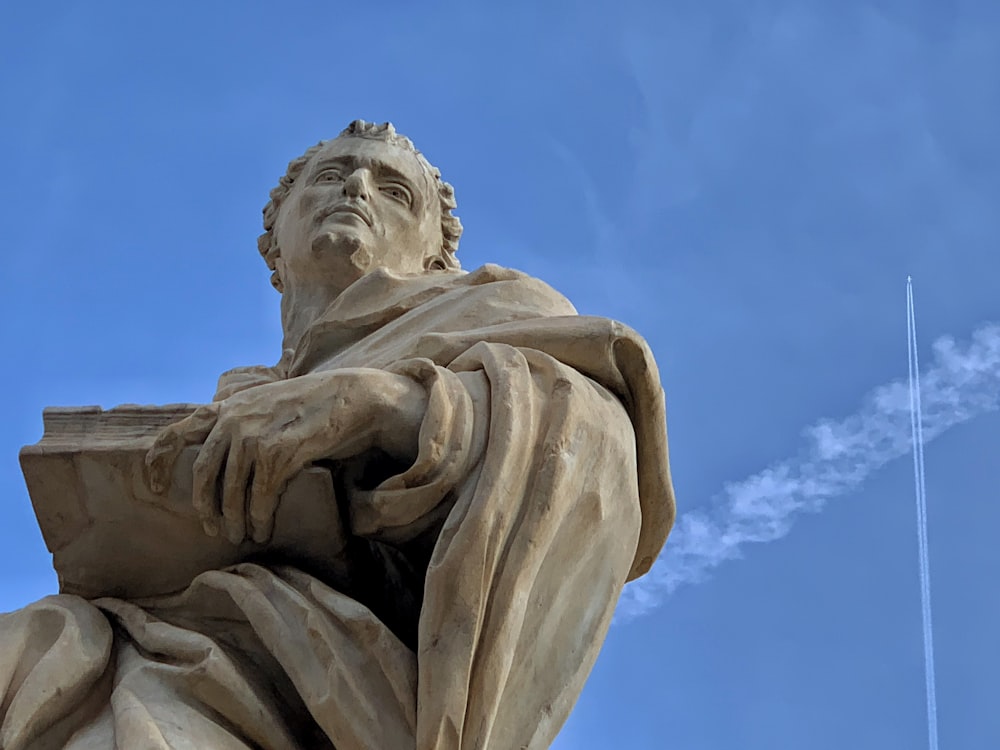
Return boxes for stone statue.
[0,120,676,749]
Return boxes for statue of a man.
[0,121,676,749]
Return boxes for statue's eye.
[315,169,342,183]
[380,183,411,205]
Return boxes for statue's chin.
[311,231,374,275]
[350,245,374,273]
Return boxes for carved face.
[273,136,443,290]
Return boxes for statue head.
[258,120,463,294]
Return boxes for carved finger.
[221,436,256,545]
[191,428,230,538]
[145,405,220,494]
[247,449,288,545]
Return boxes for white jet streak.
[908,278,939,750]
[618,316,1000,622]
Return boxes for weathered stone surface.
[1,120,676,749]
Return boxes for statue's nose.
[343,169,371,200]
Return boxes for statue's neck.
[279,281,344,355]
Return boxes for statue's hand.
[145,369,427,544]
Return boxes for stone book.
[19,404,347,600]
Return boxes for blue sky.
[2,1,999,747]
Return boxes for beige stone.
[1,120,676,749]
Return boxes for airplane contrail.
[908,277,939,750]
[617,317,1000,621]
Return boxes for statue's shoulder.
[460,263,542,287]
[453,264,577,316]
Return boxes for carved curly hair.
[257,120,463,292]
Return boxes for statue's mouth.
[322,203,372,227]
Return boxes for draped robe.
[0,264,676,750]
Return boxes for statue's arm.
[212,364,286,401]
[146,368,429,545]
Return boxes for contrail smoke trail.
[618,319,1000,621]
[908,278,939,750]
